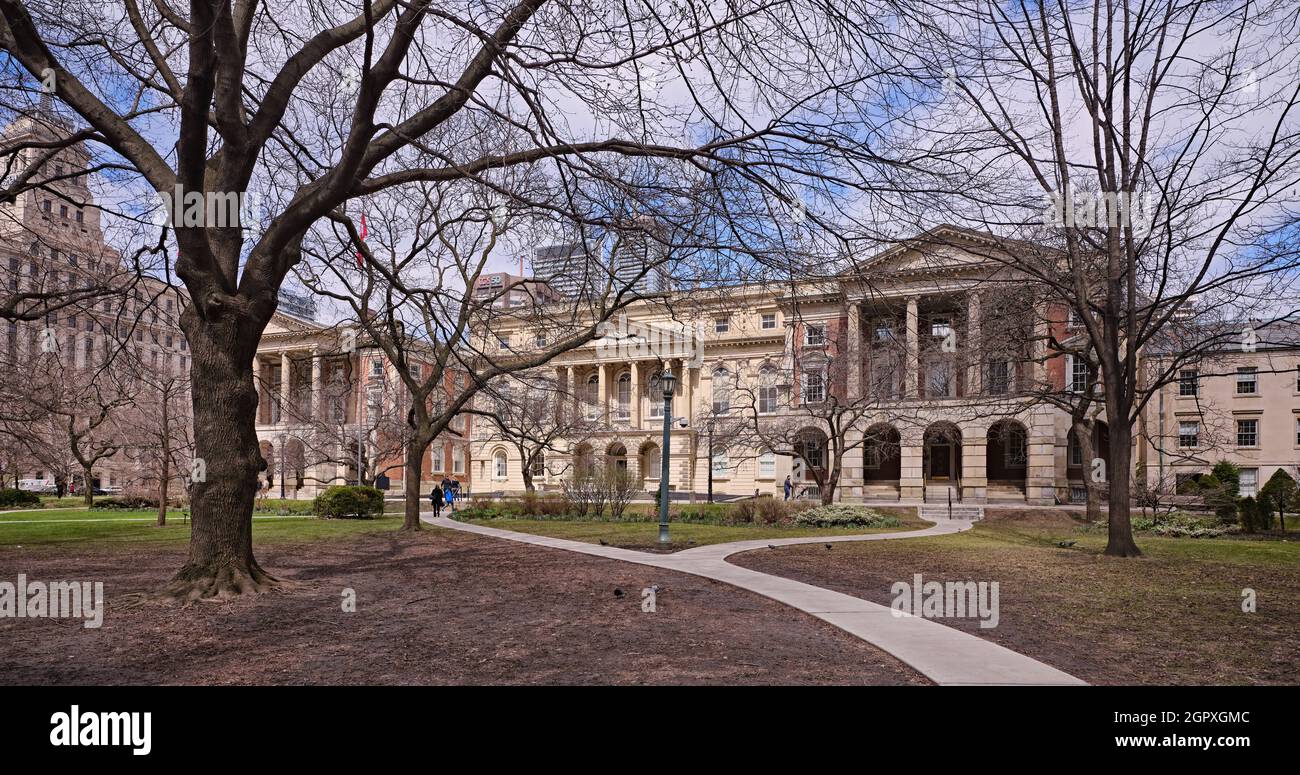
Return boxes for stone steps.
[919,504,984,521]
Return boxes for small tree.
[1260,469,1299,534]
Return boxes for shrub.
[1238,496,1259,533]
[732,499,756,524]
[1137,510,1237,538]
[0,488,40,508]
[793,504,901,528]
[90,495,159,511]
[1259,469,1298,531]
[313,485,384,519]
[1211,461,1241,495]
[756,497,788,525]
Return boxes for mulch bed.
[0,529,926,685]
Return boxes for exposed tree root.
[160,561,283,604]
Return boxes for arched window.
[712,367,730,413]
[493,450,508,479]
[616,372,631,419]
[585,373,600,419]
[648,372,664,418]
[759,367,780,413]
[644,445,661,479]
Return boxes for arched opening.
[605,441,629,475]
[923,422,962,483]
[258,440,275,492]
[286,438,306,495]
[986,420,1028,492]
[492,449,509,481]
[862,423,902,493]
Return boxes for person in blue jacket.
[783,475,793,501]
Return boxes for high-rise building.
[531,220,673,299]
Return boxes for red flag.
[356,212,367,268]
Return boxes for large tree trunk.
[1103,421,1141,557]
[521,451,535,493]
[81,464,94,506]
[402,436,430,531]
[164,309,274,601]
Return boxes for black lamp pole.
[657,368,675,544]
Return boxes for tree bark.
[81,464,94,506]
[521,450,535,493]
[1103,421,1141,557]
[402,436,430,531]
[163,308,274,601]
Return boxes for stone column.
[682,363,695,425]
[899,426,925,500]
[961,431,987,503]
[905,297,920,397]
[598,362,609,424]
[846,301,862,400]
[965,291,981,396]
[311,347,322,421]
[253,357,263,424]
[279,351,292,425]
[630,361,642,427]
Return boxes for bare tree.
[471,371,594,493]
[897,0,1300,555]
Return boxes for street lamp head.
[660,368,676,399]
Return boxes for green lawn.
[0,508,404,546]
[457,512,928,551]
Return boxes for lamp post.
[657,368,675,544]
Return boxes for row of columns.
[556,360,696,428]
[256,347,344,425]
[844,290,1052,401]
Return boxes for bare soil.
[0,528,926,685]
[732,510,1300,685]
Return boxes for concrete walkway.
[425,513,1086,686]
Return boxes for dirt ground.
[732,510,1300,685]
[0,528,926,685]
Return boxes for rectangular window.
[1237,418,1259,447]
[930,317,952,338]
[802,372,825,404]
[711,453,729,477]
[759,385,779,414]
[987,361,1010,395]
[760,313,776,330]
[1178,369,1199,397]
[1295,417,1300,446]
[1240,468,1258,497]
[804,324,825,346]
[758,451,775,478]
[1068,434,1083,466]
[1236,367,1257,394]
[1178,421,1199,448]
[1070,358,1089,393]
[714,317,729,334]
[452,446,465,474]
[874,324,892,342]
[432,444,444,472]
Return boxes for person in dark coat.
[430,481,444,517]
[783,475,793,501]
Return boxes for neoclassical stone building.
[254,312,473,499]
[474,227,1108,505]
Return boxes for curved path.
[424,513,1086,686]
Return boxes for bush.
[0,488,40,508]
[1136,511,1237,538]
[90,495,159,511]
[793,504,901,528]
[1238,496,1259,533]
[313,485,384,519]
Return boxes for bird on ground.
[599,539,609,546]
[613,588,624,597]
[767,544,777,550]
[1057,540,1077,548]
[825,544,833,550]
